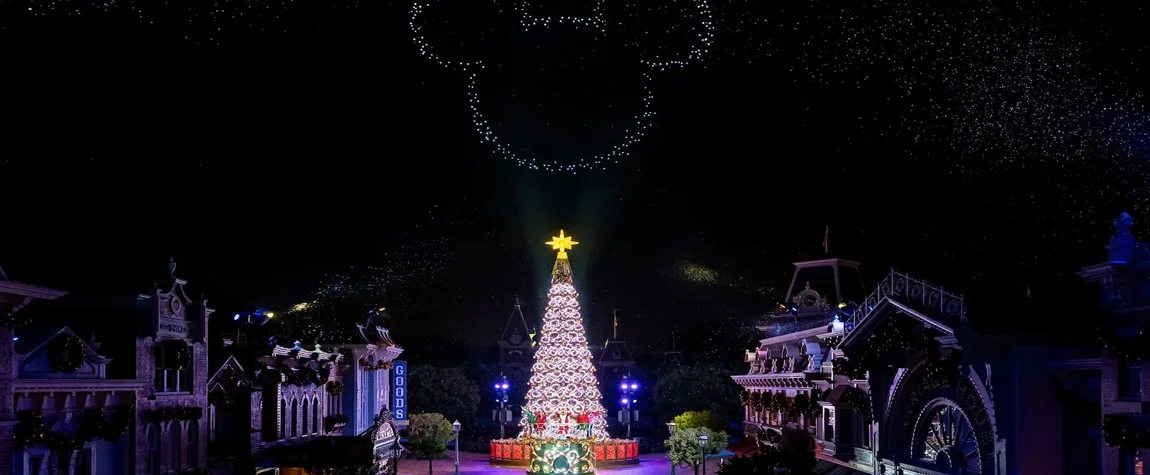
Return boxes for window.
[1120,361,1142,400]
[302,398,309,438]
[76,448,92,475]
[280,399,287,440]
[291,398,298,438]
[154,342,192,393]
[146,426,159,475]
[188,420,199,468]
[824,408,835,441]
[313,397,320,434]
[27,454,45,475]
[170,423,182,472]
[1121,451,1143,475]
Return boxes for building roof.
[499,297,532,344]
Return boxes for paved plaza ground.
[397,451,728,475]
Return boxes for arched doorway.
[884,357,998,474]
[911,398,981,473]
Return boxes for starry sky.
[3,0,1148,363]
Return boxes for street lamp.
[619,374,639,439]
[452,420,462,475]
[493,375,511,439]
[698,433,709,475]
[666,422,677,475]
[390,440,402,475]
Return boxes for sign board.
[393,360,408,422]
[158,317,192,339]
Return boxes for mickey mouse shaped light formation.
[410,0,714,173]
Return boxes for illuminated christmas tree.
[520,230,609,440]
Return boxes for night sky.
[3,0,1148,363]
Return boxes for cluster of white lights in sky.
[410,0,715,173]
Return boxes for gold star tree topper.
[545,230,579,259]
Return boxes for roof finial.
[167,257,177,277]
[513,295,522,309]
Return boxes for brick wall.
[134,337,211,474]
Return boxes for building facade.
[497,297,534,390]
[733,256,1100,474]
[1080,212,1150,475]
[2,259,213,475]
[206,312,404,473]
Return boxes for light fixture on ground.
[699,433,709,475]
[453,420,461,475]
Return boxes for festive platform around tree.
[489,231,638,473]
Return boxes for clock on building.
[169,296,183,314]
[509,333,523,345]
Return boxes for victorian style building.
[1080,212,1150,475]
[206,310,404,474]
[497,297,534,390]
[732,252,1103,474]
[2,259,213,475]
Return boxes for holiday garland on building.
[326,381,345,395]
[1097,326,1150,361]
[518,231,609,440]
[2,307,33,329]
[16,404,135,450]
[841,387,873,424]
[1103,414,1150,450]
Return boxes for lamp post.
[619,374,639,439]
[494,375,511,439]
[666,422,677,475]
[452,420,461,475]
[698,433,709,475]
[390,440,402,475]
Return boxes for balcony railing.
[846,270,969,333]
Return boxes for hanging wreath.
[49,334,85,373]
[842,387,874,424]
[326,381,345,395]
[768,392,785,413]
[169,340,192,370]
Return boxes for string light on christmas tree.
[409,0,714,173]
[519,230,609,442]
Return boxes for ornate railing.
[846,270,968,333]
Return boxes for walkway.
[397,451,728,475]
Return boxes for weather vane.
[545,230,579,259]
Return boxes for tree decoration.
[517,231,609,442]
[48,334,85,373]
[842,387,873,424]
[326,381,345,395]
[409,0,715,173]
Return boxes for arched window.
[170,422,182,472]
[188,420,199,468]
[280,399,287,440]
[146,425,160,475]
[291,398,299,438]
[313,396,320,434]
[302,398,310,438]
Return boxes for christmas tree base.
[489,438,639,469]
